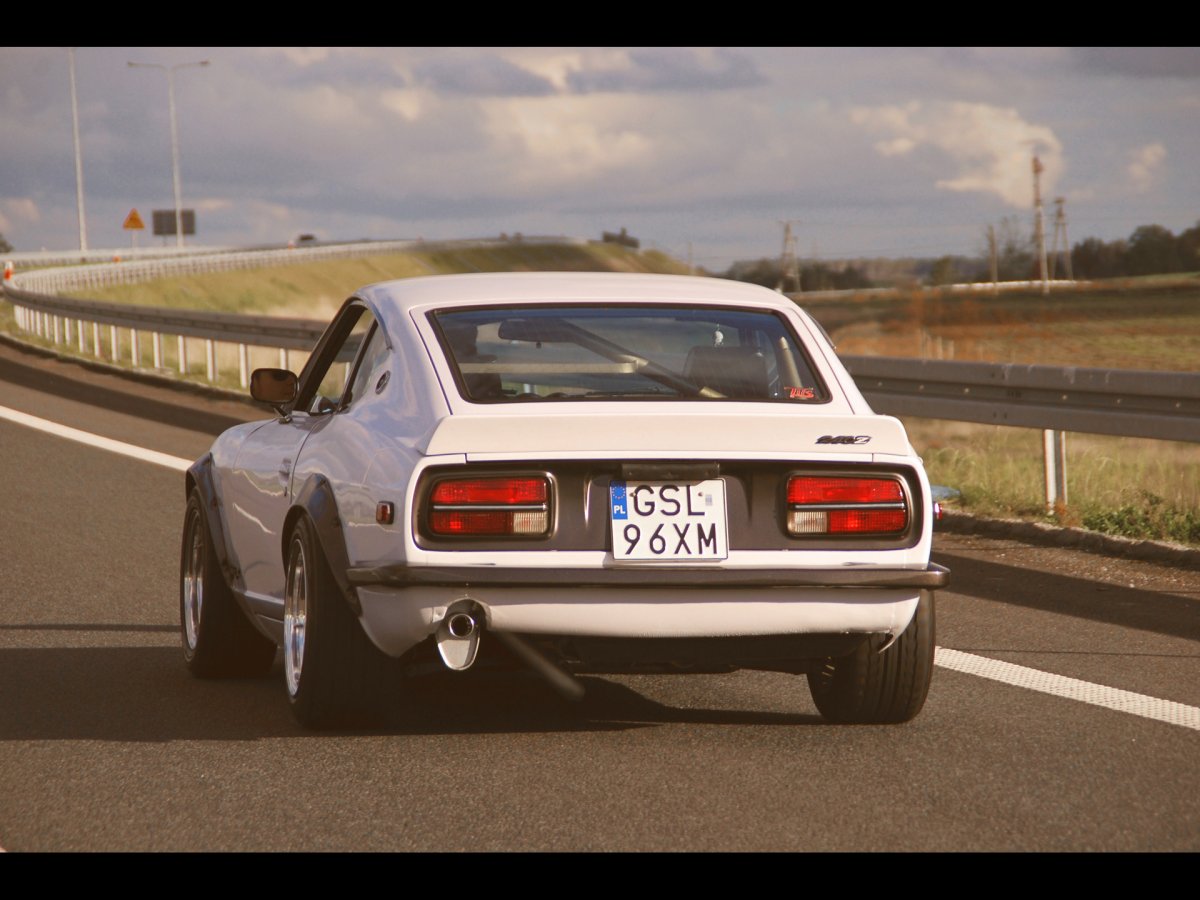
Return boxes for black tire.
[283,516,392,729]
[180,490,277,678]
[807,590,935,724]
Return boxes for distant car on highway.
[180,273,947,728]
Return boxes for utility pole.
[1050,197,1073,281]
[68,48,88,254]
[776,220,801,293]
[128,58,210,248]
[987,224,998,289]
[1032,154,1049,295]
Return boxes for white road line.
[0,404,192,472]
[936,647,1200,731]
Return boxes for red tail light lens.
[785,475,908,536]
[428,476,550,537]
[787,476,903,505]
[431,478,547,505]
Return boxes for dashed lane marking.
[936,647,1200,732]
[0,404,192,472]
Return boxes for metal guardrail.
[843,356,1200,444]
[8,240,417,292]
[3,282,328,385]
[5,273,1199,443]
[2,235,583,278]
[3,285,325,349]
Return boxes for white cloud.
[194,197,233,213]
[0,198,41,233]
[850,101,1063,208]
[207,198,304,245]
[563,47,765,94]
[483,96,656,186]
[272,48,332,68]
[1127,143,1166,191]
[506,50,593,93]
[380,88,427,122]
[876,138,917,157]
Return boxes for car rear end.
[345,280,946,698]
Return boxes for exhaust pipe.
[492,631,585,702]
[433,601,585,702]
[436,602,482,671]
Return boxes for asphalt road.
[1,342,1197,851]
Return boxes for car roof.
[354,272,799,316]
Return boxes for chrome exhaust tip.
[436,602,482,671]
[447,612,476,639]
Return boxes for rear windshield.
[430,305,830,404]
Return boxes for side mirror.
[250,368,298,409]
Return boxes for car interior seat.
[682,346,770,399]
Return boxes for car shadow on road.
[382,669,825,735]
[0,645,823,742]
[933,551,1200,642]
[0,339,256,437]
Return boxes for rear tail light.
[785,475,908,536]
[428,476,550,537]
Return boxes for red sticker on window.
[784,386,816,400]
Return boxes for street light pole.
[128,59,209,248]
[68,48,88,253]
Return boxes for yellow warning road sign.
[123,209,145,230]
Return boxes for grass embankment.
[904,418,1200,546]
[28,241,692,391]
[806,278,1200,546]
[67,242,691,319]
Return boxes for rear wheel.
[180,490,276,677]
[807,590,935,724]
[284,516,391,729]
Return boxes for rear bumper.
[347,562,949,590]
[350,566,946,659]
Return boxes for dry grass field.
[806,279,1200,545]
[816,281,1200,371]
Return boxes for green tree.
[1071,237,1128,279]
[1176,221,1200,272]
[722,258,779,288]
[1125,224,1181,275]
[981,216,1035,281]
[0,233,12,254]
[929,256,958,286]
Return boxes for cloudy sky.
[2,47,1197,269]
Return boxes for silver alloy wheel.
[284,538,308,697]
[182,512,204,652]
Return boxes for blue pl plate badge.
[610,481,628,520]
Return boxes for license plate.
[609,480,728,561]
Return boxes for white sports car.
[180,273,948,728]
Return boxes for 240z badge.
[816,434,871,445]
